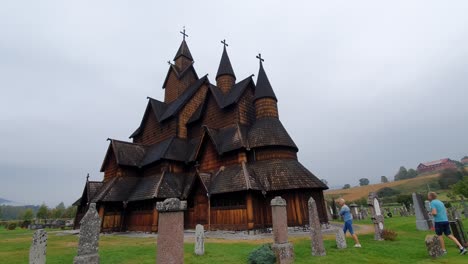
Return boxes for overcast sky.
[1,1,468,207]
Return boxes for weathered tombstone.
[156,198,187,264]
[461,198,468,219]
[74,203,101,264]
[424,200,435,224]
[29,229,47,264]
[425,235,444,258]
[194,224,205,256]
[349,204,359,220]
[368,192,384,240]
[325,201,332,222]
[412,193,430,230]
[449,219,468,247]
[335,229,347,249]
[331,199,339,220]
[271,196,294,264]
[308,198,326,256]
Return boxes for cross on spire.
[256,53,264,63]
[180,26,188,40]
[221,39,228,48]
[86,173,90,181]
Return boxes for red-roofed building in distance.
[417,158,458,174]
[461,156,468,166]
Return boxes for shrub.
[20,220,31,229]
[381,229,398,241]
[248,244,276,264]
[7,222,17,230]
[377,187,400,197]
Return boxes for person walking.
[338,198,361,248]
[428,192,467,255]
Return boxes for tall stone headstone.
[368,192,384,240]
[425,235,444,258]
[349,204,359,220]
[308,198,326,256]
[156,198,187,264]
[74,203,101,264]
[194,224,205,256]
[412,193,430,231]
[449,219,468,248]
[29,229,47,264]
[335,229,347,249]
[271,196,294,264]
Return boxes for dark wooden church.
[74,32,328,232]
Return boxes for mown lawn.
[1,216,467,263]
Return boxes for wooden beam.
[246,193,254,230]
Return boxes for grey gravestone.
[331,199,339,220]
[29,229,47,264]
[461,198,468,218]
[368,192,384,240]
[195,224,205,255]
[425,235,444,258]
[308,197,326,256]
[335,229,347,249]
[449,219,468,247]
[349,204,359,220]
[412,193,430,230]
[74,203,101,264]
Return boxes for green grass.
[1,216,467,263]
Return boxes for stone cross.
[29,229,47,264]
[425,235,444,258]
[194,224,205,256]
[368,192,384,240]
[412,193,430,230]
[308,198,326,256]
[156,198,187,264]
[270,196,294,264]
[335,229,347,249]
[74,203,101,264]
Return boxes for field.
[325,172,442,201]
[1,216,467,263]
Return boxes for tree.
[36,203,49,220]
[396,194,412,209]
[320,179,328,186]
[342,184,351,189]
[21,209,34,221]
[407,169,418,179]
[394,166,408,181]
[381,176,388,183]
[359,178,370,186]
[63,206,77,219]
[52,202,66,219]
[438,169,463,189]
[452,176,468,198]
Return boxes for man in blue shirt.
[428,192,467,255]
[338,198,361,248]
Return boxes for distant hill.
[0,197,13,205]
[325,172,441,201]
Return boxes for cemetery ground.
[2,216,467,263]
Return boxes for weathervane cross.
[86,173,90,181]
[221,39,228,47]
[180,26,188,40]
[256,53,264,63]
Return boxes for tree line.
[0,202,76,221]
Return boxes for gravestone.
[308,198,326,256]
[461,198,468,218]
[412,193,430,230]
[29,229,47,264]
[325,201,332,222]
[156,198,187,264]
[349,204,359,220]
[271,196,294,264]
[449,219,468,247]
[368,192,384,240]
[194,224,205,256]
[335,229,347,249]
[331,199,339,220]
[425,235,444,258]
[74,203,101,264]
[424,200,434,224]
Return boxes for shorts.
[434,221,451,236]
[343,220,354,235]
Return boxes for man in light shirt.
[428,192,467,255]
[338,198,361,248]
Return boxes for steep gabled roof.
[100,139,146,172]
[174,39,193,61]
[254,61,277,101]
[204,123,249,154]
[209,75,254,108]
[216,46,236,79]
[162,62,198,89]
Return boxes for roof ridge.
[241,161,252,190]
[153,171,166,198]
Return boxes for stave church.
[74,30,328,232]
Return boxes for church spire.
[216,40,236,79]
[254,54,277,102]
[173,27,193,69]
[216,39,236,94]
